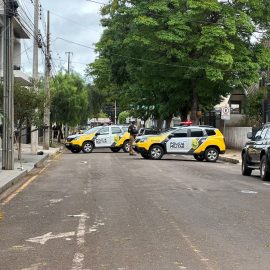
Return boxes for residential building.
[0,0,31,85]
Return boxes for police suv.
[66,125,130,153]
[135,126,226,161]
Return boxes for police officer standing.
[128,121,137,155]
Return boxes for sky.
[19,0,108,78]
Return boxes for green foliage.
[0,83,44,129]
[88,0,270,124]
[87,84,105,118]
[51,73,89,127]
[118,111,130,124]
[245,87,268,126]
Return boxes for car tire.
[141,152,150,159]
[111,147,121,153]
[82,141,94,153]
[71,148,81,154]
[149,145,164,160]
[242,153,252,176]
[122,140,130,153]
[260,155,270,181]
[205,147,219,162]
[193,154,204,161]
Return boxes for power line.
[54,37,201,69]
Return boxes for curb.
[34,153,49,168]
[0,170,28,195]
[219,156,240,164]
[0,149,61,198]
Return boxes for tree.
[51,73,89,141]
[118,111,130,124]
[245,87,267,126]
[0,83,44,160]
[89,0,270,125]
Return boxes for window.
[190,128,204,137]
[99,127,109,135]
[205,129,216,136]
[230,101,242,114]
[172,129,188,137]
[111,127,122,134]
[255,129,262,140]
[264,128,270,140]
[256,128,267,141]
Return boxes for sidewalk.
[0,144,61,195]
[219,149,241,164]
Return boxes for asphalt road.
[1,149,270,270]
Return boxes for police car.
[135,126,226,161]
[67,125,130,153]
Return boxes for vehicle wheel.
[122,140,130,153]
[149,145,164,160]
[205,147,219,162]
[260,155,270,181]
[71,148,81,154]
[82,141,94,153]
[242,154,252,176]
[141,152,150,159]
[111,147,121,153]
[194,154,204,161]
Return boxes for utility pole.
[31,0,39,154]
[64,51,73,137]
[43,11,51,150]
[2,0,18,170]
[65,51,73,74]
[114,100,117,124]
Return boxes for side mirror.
[247,132,253,140]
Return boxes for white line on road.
[26,232,75,245]
[71,213,89,270]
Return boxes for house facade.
[0,0,31,85]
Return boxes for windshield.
[121,127,128,132]
[158,127,177,135]
[84,127,101,134]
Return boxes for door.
[188,128,205,153]
[166,128,190,153]
[111,126,123,145]
[249,127,267,163]
[95,126,111,148]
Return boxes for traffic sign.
[221,106,230,120]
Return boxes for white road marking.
[71,213,89,270]
[21,263,46,270]
[26,231,75,245]
[71,253,84,270]
[49,199,63,204]
[9,245,34,252]
[240,190,258,194]
[77,213,89,246]
[263,183,270,186]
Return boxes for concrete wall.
[223,126,252,150]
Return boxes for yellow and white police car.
[135,126,226,162]
[67,125,131,153]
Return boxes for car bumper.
[134,146,148,154]
[65,143,82,152]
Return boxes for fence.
[223,126,252,149]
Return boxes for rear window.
[205,129,216,136]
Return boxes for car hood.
[67,134,84,139]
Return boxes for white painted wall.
[223,127,252,150]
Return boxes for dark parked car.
[242,123,270,180]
